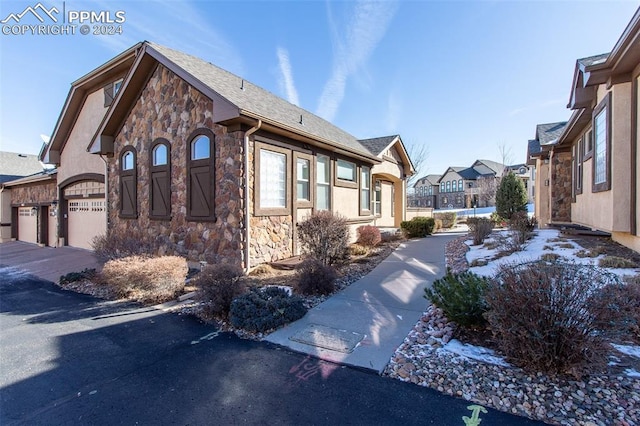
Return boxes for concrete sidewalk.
[0,241,100,283]
[266,232,461,373]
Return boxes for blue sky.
[0,1,638,177]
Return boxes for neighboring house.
[72,41,415,269]
[437,159,505,209]
[411,174,440,208]
[541,8,640,252]
[0,151,48,242]
[505,163,534,203]
[526,122,567,227]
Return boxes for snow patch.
[612,344,640,359]
[441,339,510,367]
[624,368,640,378]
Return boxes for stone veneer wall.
[247,138,294,265]
[10,181,57,204]
[550,151,572,222]
[108,65,244,265]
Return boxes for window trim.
[186,128,216,222]
[374,179,382,216]
[254,142,292,216]
[583,128,594,160]
[316,154,332,211]
[592,93,611,193]
[149,138,172,220]
[359,165,372,215]
[119,146,138,219]
[294,152,314,208]
[334,158,358,188]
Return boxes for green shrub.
[295,258,337,296]
[297,211,349,266]
[598,256,637,268]
[99,255,188,304]
[433,212,457,228]
[467,217,493,245]
[400,217,435,238]
[357,225,381,248]
[230,287,307,333]
[194,264,247,319]
[487,261,620,376]
[495,172,528,220]
[424,270,489,329]
[490,212,507,227]
[59,268,96,285]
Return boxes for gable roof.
[472,159,505,177]
[358,134,415,176]
[91,42,380,163]
[536,121,567,146]
[2,168,57,187]
[0,151,46,183]
[526,139,542,165]
[413,174,440,188]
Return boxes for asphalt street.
[0,266,542,425]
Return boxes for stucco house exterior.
[436,160,505,209]
[15,41,414,270]
[411,174,440,208]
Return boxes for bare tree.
[406,143,429,187]
[473,176,499,207]
[497,142,513,168]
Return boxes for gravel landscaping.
[384,232,640,425]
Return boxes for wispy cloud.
[385,90,401,132]
[317,0,398,122]
[276,47,300,106]
[508,97,565,117]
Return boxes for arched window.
[119,147,137,218]
[446,181,451,192]
[187,129,215,221]
[458,179,463,191]
[150,139,171,219]
[452,180,457,192]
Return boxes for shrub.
[577,248,604,258]
[295,258,338,296]
[509,211,537,245]
[490,212,507,227]
[59,268,96,285]
[357,225,381,248]
[349,244,370,256]
[540,253,561,262]
[229,287,307,333]
[249,264,274,276]
[434,219,443,232]
[99,255,188,304]
[486,261,620,376]
[467,217,494,245]
[495,172,528,220]
[194,264,247,319]
[434,212,457,228]
[424,270,489,329]
[297,211,349,266]
[598,255,638,268]
[590,281,640,343]
[400,217,435,238]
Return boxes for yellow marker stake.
[462,405,488,426]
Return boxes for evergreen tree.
[495,172,528,219]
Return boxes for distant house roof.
[2,169,57,187]
[92,42,380,163]
[413,174,440,188]
[0,151,46,183]
[472,159,505,177]
[536,122,567,146]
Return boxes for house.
[437,159,505,209]
[550,8,639,252]
[526,122,567,227]
[0,151,49,243]
[504,163,534,203]
[17,41,414,269]
[411,174,440,208]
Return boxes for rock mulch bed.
[384,234,640,426]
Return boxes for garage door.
[67,199,106,250]
[18,207,37,244]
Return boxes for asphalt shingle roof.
[578,53,610,68]
[528,139,542,156]
[358,135,398,156]
[149,42,374,159]
[536,122,567,145]
[0,151,45,183]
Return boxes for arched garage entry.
[60,174,106,250]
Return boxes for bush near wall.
[229,287,307,333]
[400,217,435,238]
[357,225,381,248]
[297,211,350,266]
[99,255,188,304]
[433,212,457,229]
[194,264,247,320]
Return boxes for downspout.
[100,154,109,232]
[244,119,262,273]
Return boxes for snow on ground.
[441,339,510,367]
[0,266,31,280]
[625,369,640,378]
[612,344,640,359]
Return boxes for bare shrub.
[357,225,381,248]
[433,219,443,232]
[295,258,338,296]
[194,264,247,319]
[590,281,640,343]
[486,261,620,377]
[349,244,370,257]
[540,253,561,262]
[599,255,638,268]
[297,211,349,266]
[92,228,155,263]
[508,211,537,245]
[434,212,457,228]
[99,255,188,304]
[467,217,494,245]
[249,264,274,277]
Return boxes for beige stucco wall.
[57,89,108,185]
[375,180,395,227]
[372,158,402,178]
[333,185,361,219]
[405,207,434,220]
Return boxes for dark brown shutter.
[189,166,211,218]
[120,175,137,217]
[151,171,170,217]
[104,83,114,107]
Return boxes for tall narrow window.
[119,147,137,218]
[452,180,457,192]
[374,180,381,216]
[446,181,451,192]
[317,155,330,210]
[360,166,371,214]
[187,129,215,221]
[297,158,310,202]
[150,139,171,219]
[458,179,463,191]
[592,94,611,192]
[391,184,395,217]
[440,182,445,193]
